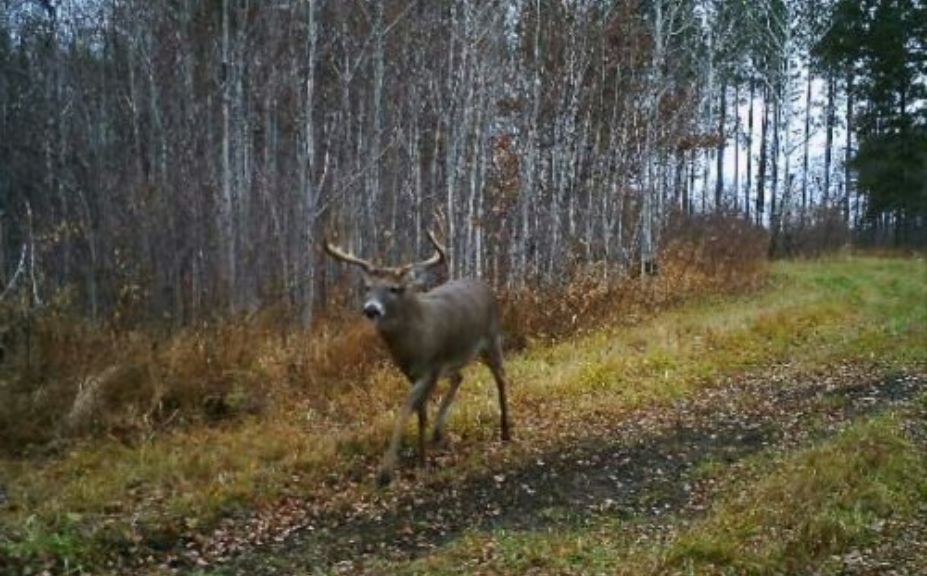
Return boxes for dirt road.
[170,363,925,575]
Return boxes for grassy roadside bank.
[1,255,925,572]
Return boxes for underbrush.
[0,312,388,454]
[0,215,768,455]
[502,212,769,348]
[772,206,852,258]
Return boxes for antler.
[323,239,374,272]
[417,230,447,270]
[325,232,445,276]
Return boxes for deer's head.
[324,231,447,323]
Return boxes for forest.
[0,0,926,574]
[1,0,922,326]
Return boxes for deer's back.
[421,278,499,336]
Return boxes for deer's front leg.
[416,403,427,468]
[378,376,434,487]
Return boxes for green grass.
[663,415,924,574]
[380,413,927,575]
[1,255,925,569]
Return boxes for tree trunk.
[686,148,696,215]
[370,0,385,251]
[844,70,853,224]
[301,0,319,327]
[745,79,754,221]
[220,0,236,311]
[734,82,740,212]
[770,86,782,255]
[823,74,835,204]
[715,80,726,209]
[756,84,768,225]
[801,66,812,225]
[674,150,685,212]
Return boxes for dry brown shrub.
[660,211,769,288]
[0,310,142,451]
[499,273,623,349]
[0,300,394,453]
[500,214,769,350]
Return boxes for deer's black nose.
[363,303,383,319]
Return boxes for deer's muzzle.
[363,301,385,319]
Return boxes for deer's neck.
[376,297,429,378]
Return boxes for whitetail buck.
[324,231,511,486]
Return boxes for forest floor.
[2,255,926,575]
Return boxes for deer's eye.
[389,286,403,294]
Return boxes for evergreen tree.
[815,0,927,241]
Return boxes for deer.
[323,231,512,487]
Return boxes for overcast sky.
[700,69,849,216]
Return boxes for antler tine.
[397,230,447,276]
[418,230,447,270]
[323,239,374,272]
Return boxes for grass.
[1,255,925,570]
[383,413,926,575]
[662,415,924,574]
[509,256,925,423]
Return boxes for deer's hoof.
[376,470,393,488]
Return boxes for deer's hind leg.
[433,372,463,445]
[483,340,512,442]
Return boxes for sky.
[698,68,851,219]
